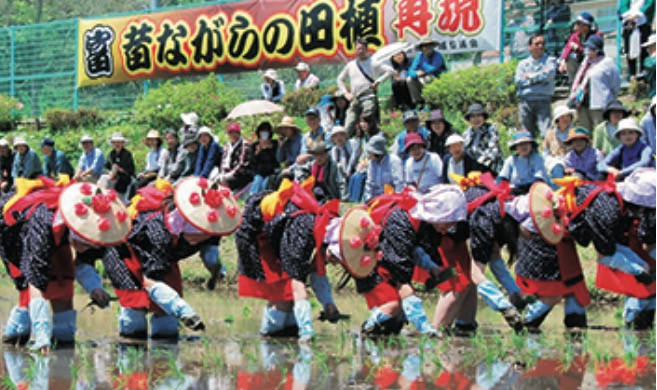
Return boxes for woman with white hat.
[542,105,576,178]
[11,136,42,180]
[99,132,135,200]
[261,69,286,103]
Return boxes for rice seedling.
[1,376,17,390]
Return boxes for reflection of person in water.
[236,341,313,389]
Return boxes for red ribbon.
[570,174,623,220]
[466,173,513,217]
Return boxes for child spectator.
[563,128,605,180]
[499,131,548,193]
[602,118,652,180]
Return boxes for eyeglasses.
[533,42,545,46]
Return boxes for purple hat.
[404,132,426,152]
[617,168,656,208]
[410,185,467,223]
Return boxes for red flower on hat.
[360,255,372,267]
[226,204,237,217]
[116,210,128,222]
[219,187,231,198]
[74,202,88,216]
[106,189,117,202]
[349,236,363,248]
[98,217,111,231]
[189,192,201,205]
[91,194,112,214]
[207,210,219,222]
[205,189,224,209]
[360,217,370,229]
[198,177,208,189]
[376,251,384,260]
[551,223,562,234]
[80,183,93,196]
[541,208,553,218]
[365,231,379,250]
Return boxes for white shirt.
[337,57,392,99]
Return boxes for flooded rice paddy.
[0,283,654,389]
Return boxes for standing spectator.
[328,91,349,127]
[73,135,105,183]
[364,134,404,202]
[442,134,480,184]
[408,38,447,108]
[0,139,14,192]
[619,0,655,78]
[507,1,536,58]
[396,110,430,162]
[602,118,652,180]
[299,107,330,159]
[542,105,577,178]
[593,99,631,156]
[515,34,557,137]
[558,12,601,83]
[403,133,443,192]
[12,137,42,180]
[40,137,73,179]
[426,109,456,158]
[636,34,656,97]
[337,38,392,136]
[569,35,621,132]
[275,116,302,168]
[499,131,548,193]
[544,0,571,56]
[250,122,279,195]
[180,112,199,138]
[194,126,222,178]
[99,132,135,200]
[294,62,320,91]
[261,69,285,103]
[640,97,656,155]
[563,128,605,180]
[390,49,414,110]
[463,103,503,175]
[214,123,252,191]
[158,129,184,182]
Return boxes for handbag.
[566,84,586,109]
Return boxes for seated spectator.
[275,116,302,168]
[602,118,652,180]
[636,34,656,98]
[570,35,621,132]
[261,69,285,103]
[195,126,223,178]
[329,125,353,180]
[390,48,414,110]
[558,12,601,84]
[297,141,343,201]
[396,110,430,162]
[442,134,480,184]
[131,130,164,195]
[408,37,447,108]
[463,103,503,175]
[159,129,185,182]
[40,137,73,179]
[294,62,320,91]
[0,139,13,192]
[346,114,376,202]
[593,99,631,156]
[403,133,443,192]
[563,128,605,180]
[299,107,330,162]
[250,121,279,195]
[364,134,404,202]
[180,111,199,138]
[640,96,656,155]
[98,132,135,200]
[213,123,252,191]
[11,136,41,180]
[499,131,548,193]
[73,135,105,183]
[328,91,349,127]
[542,105,577,178]
[426,108,456,158]
[179,133,199,180]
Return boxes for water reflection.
[0,332,654,389]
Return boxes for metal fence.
[0,0,622,119]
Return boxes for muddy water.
[0,282,654,389]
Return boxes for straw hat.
[339,207,382,278]
[275,116,301,133]
[108,132,129,145]
[409,185,467,223]
[59,182,132,246]
[529,182,564,245]
[173,177,242,236]
[13,136,28,148]
[262,69,278,81]
[142,129,161,145]
[614,118,643,138]
[617,168,656,208]
[552,105,577,124]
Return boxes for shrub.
[133,75,242,130]
[44,109,80,131]
[77,107,105,128]
[0,95,20,131]
[281,86,336,117]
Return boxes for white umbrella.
[226,100,284,120]
[371,42,414,66]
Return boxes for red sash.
[238,232,293,302]
[412,236,472,293]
